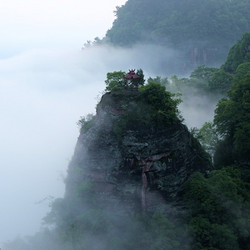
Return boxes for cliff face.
[65,90,211,213]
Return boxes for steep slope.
[54,83,210,248]
[66,89,211,212]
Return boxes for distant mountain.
[105,0,250,69]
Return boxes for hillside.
[105,0,250,69]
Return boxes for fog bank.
[0,43,215,244]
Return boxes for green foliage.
[107,0,250,46]
[192,122,219,157]
[234,62,250,83]
[169,75,191,93]
[112,80,182,139]
[189,216,239,250]
[223,33,250,73]
[105,71,126,91]
[209,69,233,93]
[145,213,190,250]
[162,69,215,95]
[43,193,190,250]
[212,36,250,165]
[105,69,145,92]
[77,114,95,134]
[190,65,218,83]
[205,33,250,94]
[148,76,170,87]
[149,35,249,95]
[113,101,153,139]
[139,81,181,121]
[214,70,250,163]
[213,137,234,169]
[106,0,250,65]
[183,167,250,249]
[133,68,145,87]
[145,61,238,96]
[43,198,70,227]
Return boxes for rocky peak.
[65,87,211,214]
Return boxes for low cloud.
[0,43,215,244]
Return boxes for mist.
[0,42,217,246]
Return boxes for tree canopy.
[214,70,250,164]
[105,0,250,66]
[223,33,250,73]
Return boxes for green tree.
[105,70,145,91]
[105,71,126,91]
[147,76,170,87]
[139,81,182,124]
[106,0,250,67]
[190,65,218,82]
[223,33,250,73]
[214,71,250,164]
[184,168,250,250]
[192,122,219,158]
[77,114,95,133]
[112,80,182,139]
[209,69,233,93]
[134,68,145,87]
[234,62,250,83]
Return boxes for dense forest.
[105,0,250,68]
[4,33,250,250]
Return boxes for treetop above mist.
[104,69,145,92]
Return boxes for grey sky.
[0,0,127,56]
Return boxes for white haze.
[0,44,216,244]
[179,94,216,128]
[0,0,127,57]
[0,0,125,244]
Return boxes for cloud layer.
[0,43,216,244]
